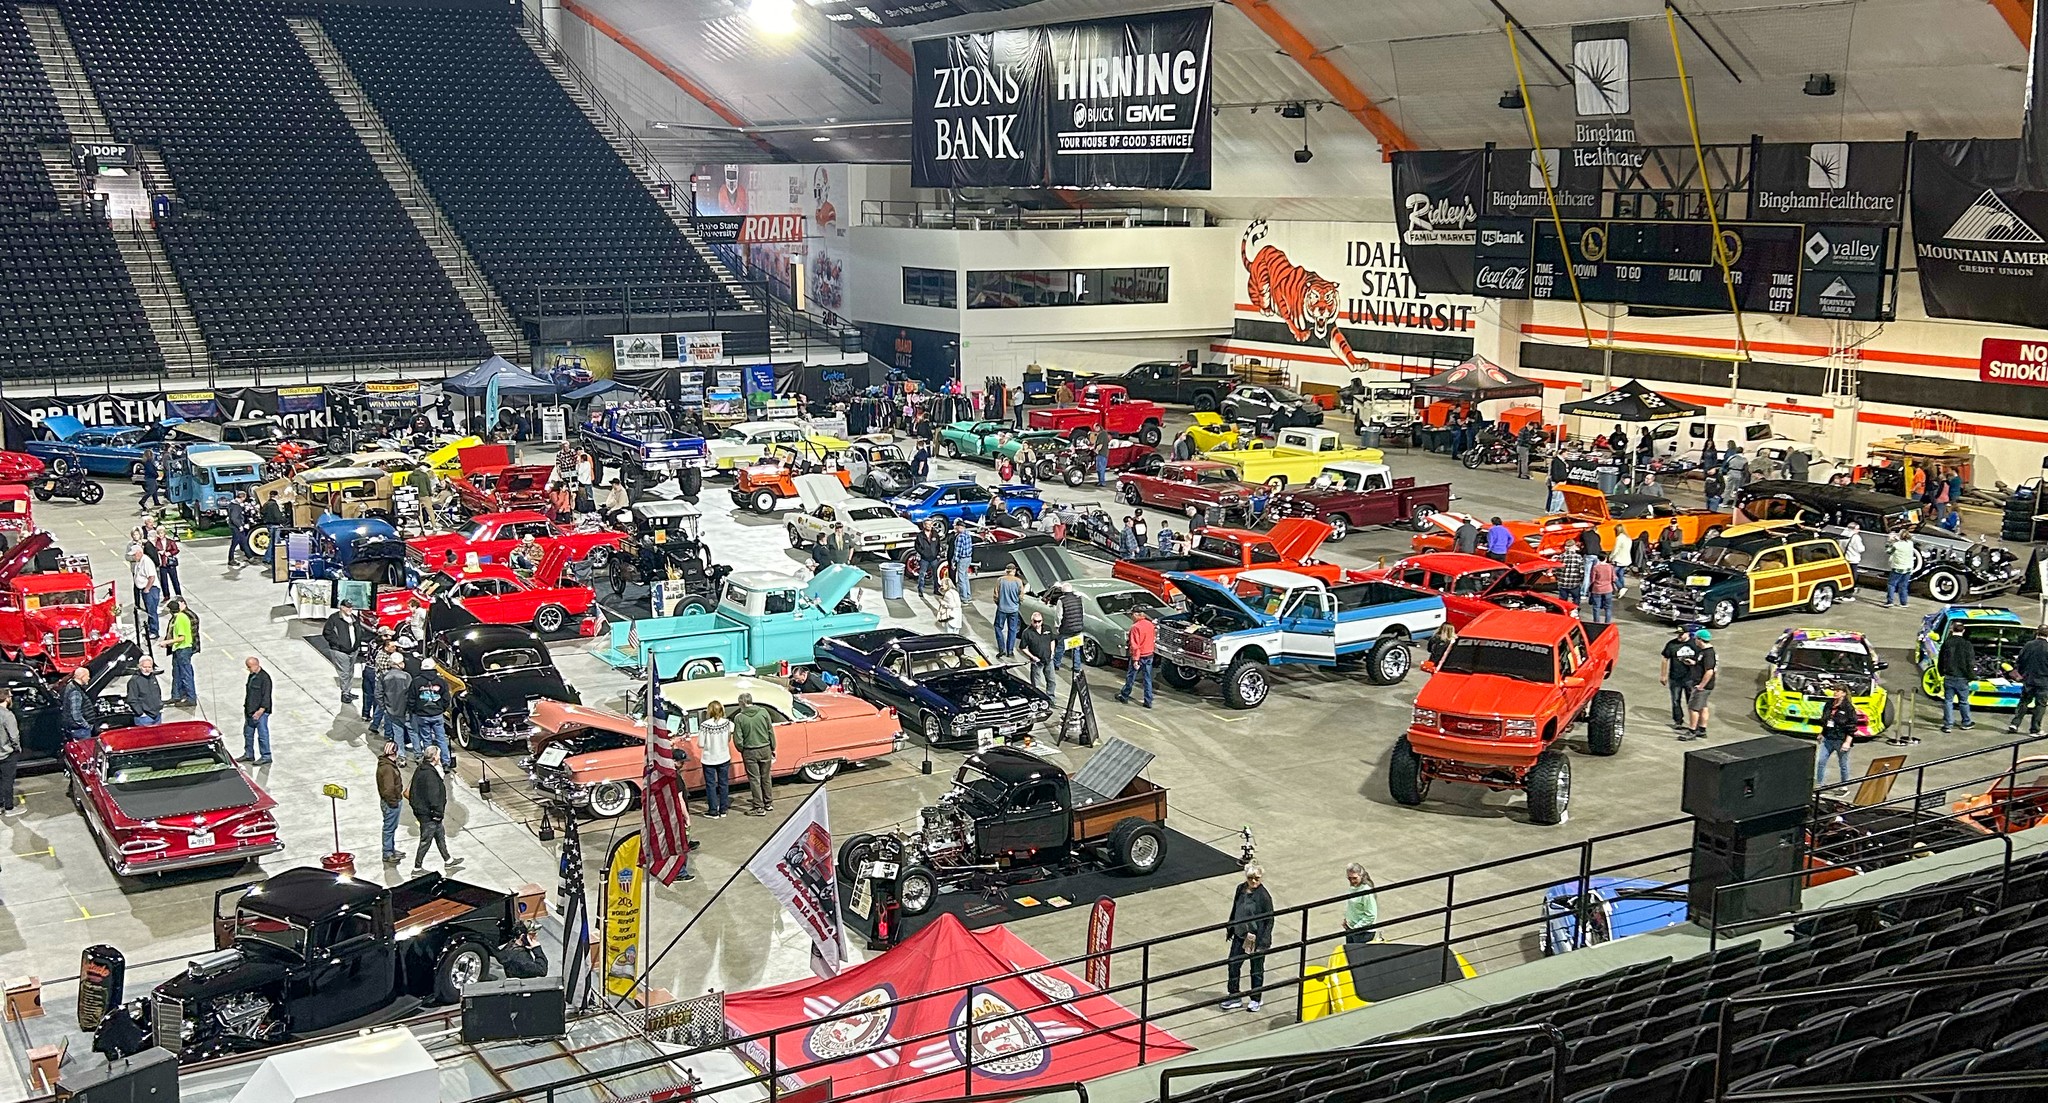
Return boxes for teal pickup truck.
[605,564,879,679]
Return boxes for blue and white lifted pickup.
[579,402,708,494]
[1155,568,1446,709]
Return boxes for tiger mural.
[1240,219,1359,364]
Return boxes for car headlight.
[1504,719,1537,737]
[40,632,53,645]
[1412,707,1439,727]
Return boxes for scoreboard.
[1472,217,1895,321]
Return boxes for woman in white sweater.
[695,699,735,818]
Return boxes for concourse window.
[966,268,1169,309]
[902,267,957,308]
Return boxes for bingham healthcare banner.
[911,6,1212,190]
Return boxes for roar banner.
[1910,139,2048,329]
[912,7,1211,190]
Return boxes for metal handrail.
[516,4,681,221]
[1157,1024,1569,1103]
[106,212,203,371]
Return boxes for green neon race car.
[1755,627,1893,736]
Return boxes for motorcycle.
[1460,436,1522,470]
[31,469,105,505]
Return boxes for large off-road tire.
[1365,636,1411,686]
[1525,751,1572,826]
[434,941,490,1004]
[896,865,938,916]
[1924,568,1966,604]
[1388,737,1429,806]
[798,758,842,783]
[837,833,877,884]
[1137,421,1162,447]
[1160,662,1202,691]
[1586,689,1626,756]
[532,604,568,635]
[1708,599,1738,629]
[1806,583,1836,614]
[1220,654,1269,709]
[588,779,637,818]
[1108,818,1166,875]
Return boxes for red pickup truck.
[1391,608,1624,826]
[1028,384,1166,446]
[1111,518,1338,599]
[1366,553,1575,629]
[1118,459,1262,520]
[1262,461,1452,541]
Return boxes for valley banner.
[912,6,1211,190]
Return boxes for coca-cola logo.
[1479,228,1527,247]
[1476,265,1528,291]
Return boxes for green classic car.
[936,420,1020,461]
[1009,544,1175,666]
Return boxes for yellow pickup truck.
[1206,427,1383,488]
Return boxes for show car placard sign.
[912,7,1211,190]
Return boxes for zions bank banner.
[2,386,335,451]
[911,6,1212,190]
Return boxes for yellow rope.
[1665,5,1750,366]
[1505,21,1595,347]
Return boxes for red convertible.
[0,532,120,675]
[408,510,624,573]
[63,721,282,876]
[367,547,596,635]
[1362,553,1574,629]
[1117,459,1261,520]
[447,463,555,516]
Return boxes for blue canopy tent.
[442,355,560,397]
[563,378,640,403]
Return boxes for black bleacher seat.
[319,8,741,324]
[55,0,486,368]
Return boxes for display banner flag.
[164,390,217,420]
[2,386,336,450]
[912,8,1211,190]
[745,786,844,975]
[1392,149,1484,294]
[603,832,646,999]
[677,331,725,365]
[273,386,324,415]
[1749,142,1908,224]
[1481,147,1601,219]
[811,0,1043,27]
[2024,0,2048,189]
[692,214,806,246]
[363,381,423,412]
[560,806,594,1007]
[1084,897,1115,989]
[1910,139,2048,329]
[642,663,691,886]
[615,333,664,373]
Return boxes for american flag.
[559,806,592,1005]
[643,663,690,885]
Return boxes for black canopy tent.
[1559,379,1707,422]
[1407,356,1546,402]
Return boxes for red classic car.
[1042,439,1163,487]
[367,547,596,635]
[0,485,31,541]
[63,721,282,876]
[1363,553,1574,629]
[0,532,120,674]
[1117,459,1261,520]
[0,450,45,484]
[447,464,555,516]
[1411,510,1591,567]
[408,510,624,574]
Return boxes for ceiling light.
[1802,73,1836,96]
[1498,89,1525,110]
[750,0,797,36]
[1279,102,1306,119]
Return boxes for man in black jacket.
[1054,582,1086,673]
[61,666,91,743]
[912,520,943,598]
[2007,629,2048,736]
[225,491,252,565]
[126,656,163,726]
[408,664,453,770]
[1938,628,1977,733]
[242,656,273,765]
[323,601,367,711]
[1019,610,1056,694]
[408,757,460,873]
[1222,866,1274,1012]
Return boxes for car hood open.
[796,472,854,513]
[803,563,866,611]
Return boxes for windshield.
[904,483,943,500]
[1787,643,1873,675]
[1194,535,1277,564]
[106,742,234,787]
[1439,638,1557,682]
[1744,423,1772,442]
[720,428,754,443]
[234,912,307,959]
[952,762,1008,809]
[237,423,282,442]
[1266,385,1304,403]
[619,412,675,441]
[417,573,456,600]
[1688,543,1755,571]
[26,587,91,607]
[908,644,991,677]
[480,647,543,672]
[463,520,498,541]
[211,465,261,483]
[1097,590,1170,617]
[847,505,895,522]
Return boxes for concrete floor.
[0,418,2033,1097]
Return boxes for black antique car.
[426,620,580,752]
[1736,480,2021,602]
[2,640,140,771]
[813,629,1052,747]
[836,741,1169,916]
[101,867,519,1062]
[604,500,720,600]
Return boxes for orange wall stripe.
[561,0,769,149]
[1990,0,2034,43]
[1231,0,1415,157]
[1518,323,1982,371]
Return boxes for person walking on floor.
[140,449,162,511]
[0,688,19,816]
[225,490,252,566]
[1585,553,1618,624]
[1020,611,1056,694]
[1091,425,1111,487]
[163,598,197,707]
[1681,630,1718,742]
[913,520,942,598]
[408,756,459,873]
[1610,527,1633,595]
[950,519,974,599]
[1115,608,1156,708]
[1342,863,1378,946]
[150,523,182,599]
[126,657,163,726]
[1221,866,1275,1012]
[242,657,273,764]
[1817,687,1859,788]
[993,564,1023,658]
[380,659,414,765]
[1514,422,1540,479]
[1883,530,1915,607]
[1660,625,1701,730]
[1939,624,1978,733]
[695,699,735,818]
[2007,629,2048,736]
[1555,542,1587,609]
[377,740,405,864]
[129,546,160,639]
[733,692,777,816]
[1839,523,1866,600]
[409,662,453,769]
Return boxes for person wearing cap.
[1115,608,1157,709]
[1659,624,1702,730]
[322,599,367,709]
[1681,629,1718,742]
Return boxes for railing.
[455,817,1692,1103]
[1158,1024,1568,1103]
[106,212,204,371]
[861,200,1207,230]
[516,3,687,226]
[710,243,859,355]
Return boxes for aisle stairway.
[289,16,523,358]
[18,2,202,374]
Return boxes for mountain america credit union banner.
[911,7,1212,190]
[1911,139,2048,329]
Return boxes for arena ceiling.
[600,0,2035,220]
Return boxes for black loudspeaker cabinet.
[55,1046,178,1103]
[461,976,566,1043]
[1687,815,1805,928]
[1682,735,1813,822]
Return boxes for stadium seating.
[0,2,160,378]
[55,0,486,368]
[1176,853,2048,1103]
[319,7,741,321]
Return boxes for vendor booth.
[1406,357,1547,455]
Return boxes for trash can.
[1360,425,1384,450]
[879,561,905,601]
[1597,467,1620,496]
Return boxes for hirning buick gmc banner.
[911,6,1212,190]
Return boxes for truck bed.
[391,873,513,938]
[1327,579,1437,612]
[1071,776,1167,843]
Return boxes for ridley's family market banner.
[1226,219,1480,371]
[1,385,335,451]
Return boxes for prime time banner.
[911,7,1212,190]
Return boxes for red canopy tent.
[722,915,1192,1103]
